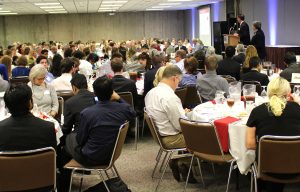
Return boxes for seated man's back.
[0,84,56,151]
[217,46,241,80]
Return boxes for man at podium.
[235,14,250,45]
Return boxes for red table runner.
[214,116,240,152]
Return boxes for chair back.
[175,87,187,107]
[242,80,262,95]
[197,68,206,75]
[56,96,64,123]
[179,118,224,157]
[118,92,134,107]
[184,86,202,108]
[221,75,237,83]
[258,135,300,183]
[0,147,56,191]
[56,90,74,101]
[9,76,29,86]
[144,110,162,147]
[110,122,129,166]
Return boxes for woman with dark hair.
[179,56,201,87]
[137,52,152,71]
[50,54,63,78]
[86,53,99,70]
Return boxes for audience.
[175,40,187,53]
[280,52,300,82]
[242,45,258,74]
[197,56,229,101]
[143,55,163,96]
[175,50,187,73]
[0,84,56,151]
[0,55,12,79]
[246,77,300,192]
[36,55,55,83]
[178,56,201,87]
[12,56,30,77]
[28,64,58,117]
[233,44,246,64]
[52,57,76,91]
[206,46,223,62]
[50,53,63,78]
[73,50,93,76]
[62,74,96,135]
[0,63,8,81]
[0,76,9,91]
[137,52,152,72]
[217,46,241,80]
[111,57,138,104]
[250,21,266,60]
[241,56,269,86]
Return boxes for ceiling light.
[44,9,65,12]
[48,11,67,14]
[99,7,114,9]
[159,3,181,5]
[101,4,122,7]
[98,10,116,12]
[102,1,127,3]
[167,0,193,1]
[34,3,60,6]
[146,8,164,11]
[40,6,64,9]
[152,6,171,8]
[0,10,11,13]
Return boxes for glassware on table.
[243,84,256,108]
[215,90,226,104]
[246,101,255,114]
[293,85,300,97]
[227,95,235,109]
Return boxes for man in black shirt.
[217,46,241,80]
[280,52,300,82]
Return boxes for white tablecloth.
[190,102,256,174]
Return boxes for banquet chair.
[0,147,56,191]
[9,76,30,86]
[117,92,139,150]
[144,111,187,192]
[184,86,202,108]
[64,122,129,192]
[175,87,187,107]
[56,96,64,125]
[56,90,74,101]
[242,81,262,95]
[179,118,236,192]
[251,135,300,192]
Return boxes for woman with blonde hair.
[242,45,258,74]
[246,77,300,191]
[28,64,58,117]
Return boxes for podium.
[223,34,240,47]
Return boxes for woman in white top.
[28,64,58,117]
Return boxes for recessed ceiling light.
[146,8,164,11]
[152,6,171,8]
[0,10,11,13]
[99,7,114,10]
[102,1,127,3]
[44,9,65,11]
[0,13,18,15]
[98,10,116,12]
[48,11,67,14]
[159,3,181,5]
[167,0,193,1]
[40,6,64,9]
[34,3,60,6]
[101,4,122,7]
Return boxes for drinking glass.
[261,86,267,98]
[294,85,300,97]
[227,95,235,113]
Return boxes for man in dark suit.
[251,21,266,60]
[62,74,96,135]
[241,56,269,86]
[280,52,300,82]
[233,44,246,64]
[143,55,163,96]
[175,40,188,53]
[237,14,250,45]
[217,46,241,80]
[0,84,57,151]
[111,57,138,104]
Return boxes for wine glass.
[261,86,267,98]
[227,95,235,113]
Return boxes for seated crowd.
[1,38,300,192]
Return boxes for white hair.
[29,64,48,82]
[206,46,216,56]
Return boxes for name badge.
[44,90,50,95]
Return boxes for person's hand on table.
[111,91,121,101]
[49,110,57,118]
[184,108,191,114]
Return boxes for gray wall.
[0,11,186,47]
[240,0,300,45]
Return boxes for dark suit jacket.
[143,66,160,97]
[238,22,250,45]
[217,58,241,80]
[63,89,96,134]
[280,63,300,82]
[0,113,57,151]
[112,75,138,105]
[175,46,188,53]
[241,70,269,86]
[251,29,266,59]
[233,53,246,64]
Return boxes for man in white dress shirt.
[175,50,186,73]
[145,65,189,149]
[52,58,76,91]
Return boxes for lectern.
[223,34,240,47]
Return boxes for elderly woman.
[246,77,300,192]
[28,64,58,117]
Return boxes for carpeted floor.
[70,135,300,192]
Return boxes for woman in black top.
[246,77,300,192]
